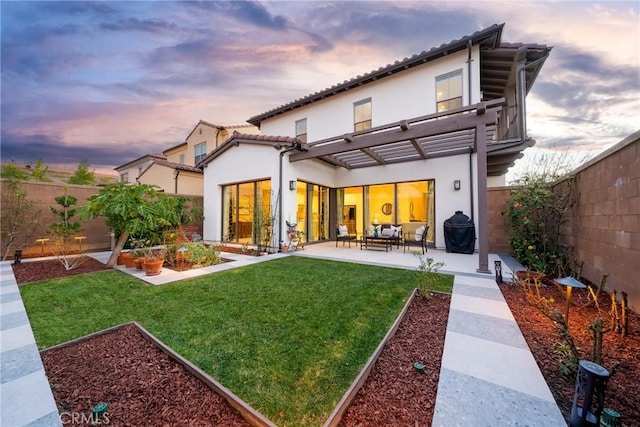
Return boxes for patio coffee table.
[361,235,393,252]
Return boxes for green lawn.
[21,256,453,426]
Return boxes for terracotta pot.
[116,253,125,265]
[144,259,164,276]
[133,257,143,270]
[281,245,288,253]
[121,252,135,268]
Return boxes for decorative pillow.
[381,228,394,237]
[415,225,425,241]
[396,225,402,237]
[338,224,349,236]
[388,225,397,237]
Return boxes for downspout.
[466,40,475,222]
[174,169,180,194]
[277,140,301,252]
[469,148,474,221]
[467,39,473,105]
[517,56,548,141]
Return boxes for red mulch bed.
[500,282,640,427]
[12,257,111,284]
[41,324,250,426]
[340,292,451,426]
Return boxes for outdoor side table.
[555,276,587,325]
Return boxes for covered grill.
[444,211,476,254]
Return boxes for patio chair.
[336,224,356,247]
[404,224,429,254]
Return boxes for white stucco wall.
[203,47,487,249]
[260,48,480,140]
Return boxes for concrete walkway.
[1,245,566,426]
[1,261,60,427]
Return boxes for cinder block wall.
[0,180,204,259]
[560,132,640,311]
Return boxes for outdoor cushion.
[338,224,349,236]
[381,228,394,237]
[415,225,425,241]
[396,225,402,237]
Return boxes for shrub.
[186,242,221,268]
[505,174,577,276]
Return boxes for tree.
[78,183,187,266]
[31,159,52,182]
[49,190,85,270]
[0,178,41,260]
[67,159,97,185]
[1,163,30,180]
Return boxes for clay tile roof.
[151,158,202,173]
[247,24,505,126]
[196,131,295,168]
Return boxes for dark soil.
[12,257,111,284]
[41,324,250,426]
[500,282,640,427]
[17,259,640,426]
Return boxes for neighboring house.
[115,153,166,184]
[197,23,551,273]
[115,121,259,196]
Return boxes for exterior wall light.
[454,180,461,191]
[289,180,297,191]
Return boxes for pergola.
[289,99,507,274]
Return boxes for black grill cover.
[444,211,476,254]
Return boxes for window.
[179,154,185,164]
[121,173,128,183]
[295,118,307,143]
[354,98,372,132]
[194,143,207,164]
[222,180,271,245]
[436,70,463,112]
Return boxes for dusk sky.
[1,1,638,177]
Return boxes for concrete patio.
[1,243,566,426]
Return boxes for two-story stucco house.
[115,120,259,196]
[197,24,551,272]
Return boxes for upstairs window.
[295,118,307,143]
[179,154,185,164]
[354,98,372,132]
[121,173,129,183]
[194,143,207,164]
[436,70,463,112]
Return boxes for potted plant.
[143,246,165,276]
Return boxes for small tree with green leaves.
[49,190,86,270]
[67,159,97,185]
[1,163,30,180]
[0,178,41,260]
[78,183,190,266]
[414,253,446,298]
[31,159,51,182]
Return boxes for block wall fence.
[0,180,203,259]
[559,132,639,311]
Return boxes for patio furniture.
[379,224,403,249]
[361,235,393,252]
[336,224,356,247]
[404,225,429,254]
